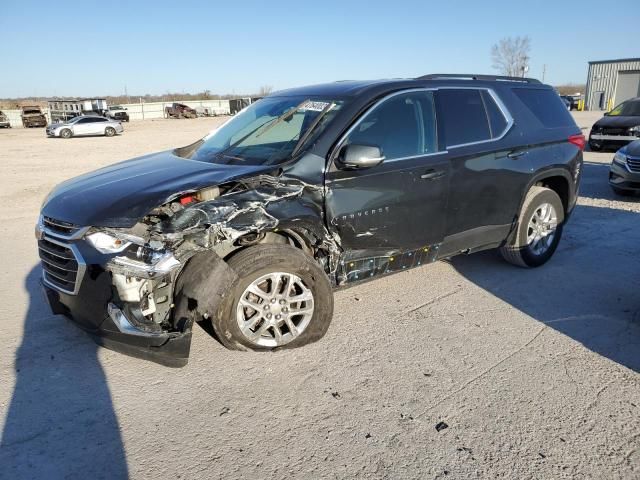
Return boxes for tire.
[611,186,633,196]
[211,244,333,351]
[105,127,116,137]
[500,186,565,268]
[588,141,602,152]
[60,128,72,139]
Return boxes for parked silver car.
[46,116,124,138]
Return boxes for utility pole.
[542,64,547,83]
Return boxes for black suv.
[589,97,640,151]
[37,74,584,366]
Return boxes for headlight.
[613,151,627,167]
[630,125,640,135]
[86,231,132,253]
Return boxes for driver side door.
[325,89,450,283]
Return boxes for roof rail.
[416,74,541,84]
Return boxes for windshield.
[178,96,344,165]
[609,100,640,116]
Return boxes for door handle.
[507,150,528,159]
[420,169,446,180]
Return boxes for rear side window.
[512,88,574,128]
[438,89,492,146]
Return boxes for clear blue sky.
[1,0,638,98]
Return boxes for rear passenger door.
[71,118,92,136]
[435,88,529,256]
[86,118,108,135]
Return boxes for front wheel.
[211,244,334,351]
[105,127,116,137]
[60,128,72,139]
[500,186,564,268]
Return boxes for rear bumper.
[42,278,192,367]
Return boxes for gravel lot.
[0,113,639,479]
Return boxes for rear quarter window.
[512,88,574,128]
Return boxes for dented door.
[324,90,449,255]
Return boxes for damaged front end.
[39,168,338,367]
[39,216,195,367]
[38,94,347,366]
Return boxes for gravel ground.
[0,113,638,479]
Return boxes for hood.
[41,150,277,227]
[593,115,640,129]
[624,140,640,157]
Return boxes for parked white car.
[46,116,124,138]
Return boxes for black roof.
[271,74,545,98]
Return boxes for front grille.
[626,156,640,173]
[602,128,627,136]
[43,216,80,236]
[38,236,84,294]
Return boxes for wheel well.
[223,229,317,262]
[535,176,569,213]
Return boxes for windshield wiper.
[254,99,310,139]
[212,99,310,162]
[290,101,336,158]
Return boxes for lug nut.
[264,305,270,310]
[282,307,288,313]
[271,298,277,304]
[279,299,286,305]
[266,313,272,319]
[275,314,281,320]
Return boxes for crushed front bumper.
[42,276,192,367]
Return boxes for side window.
[437,89,491,146]
[512,88,575,128]
[345,91,438,160]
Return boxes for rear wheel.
[500,186,564,268]
[60,128,72,139]
[211,244,333,351]
[105,127,116,137]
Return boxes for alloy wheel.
[236,272,314,347]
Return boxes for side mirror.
[338,144,385,169]
[604,112,609,116]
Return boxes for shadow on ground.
[0,267,128,479]
[451,199,640,373]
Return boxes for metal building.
[585,58,640,111]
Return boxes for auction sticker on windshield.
[300,101,332,112]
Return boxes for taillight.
[568,134,586,151]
